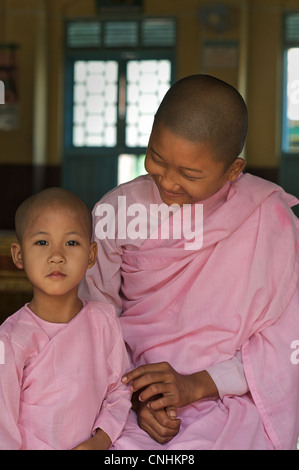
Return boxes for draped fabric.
[0,302,131,450]
[81,174,299,449]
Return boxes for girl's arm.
[72,428,112,450]
[0,334,23,450]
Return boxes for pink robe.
[80,173,299,450]
[0,301,131,450]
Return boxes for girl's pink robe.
[80,173,299,450]
[0,301,131,450]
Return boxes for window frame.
[281,12,299,156]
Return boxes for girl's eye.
[35,240,48,246]
[66,240,79,246]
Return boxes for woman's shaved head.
[153,74,248,167]
[15,187,93,242]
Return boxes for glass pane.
[67,21,101,48]
[73,125,85,147]
[125,60,172,148]
[105,126,117,147]
[104,21,138,48]
[74,61,87,82]
[142,19,176,47]
[73,105,85,124]
[74,84,86,104]
[284,48,299,152]
[72,60,118,147]
[118,154,146,185]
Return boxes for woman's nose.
[161,167,179,190]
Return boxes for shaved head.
[15,187,92,242]
[154,74,248,167]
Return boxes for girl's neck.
[29,291,83,324]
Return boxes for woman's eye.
[183,174,197,180]
[152,155,164,166]
[181,172,202,181]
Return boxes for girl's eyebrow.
[29,231,84,238]
[65,231,85,238]
[150,146,204,174]
[29,231,49,238]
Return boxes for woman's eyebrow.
[150,146,204,173]
[150,146,165,160]
[179,166,204,173]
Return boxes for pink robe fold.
[0,301,131,450]
[81,173,299,450]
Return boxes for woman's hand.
[122,362,219,444]
[122,361,219,412]
[136,399,181,444]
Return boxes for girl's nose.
[48,251,65,264]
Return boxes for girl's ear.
[88,241,98,269]
[11,242,24,270]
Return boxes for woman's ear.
[11,242,24,270]
[228,158,246,182]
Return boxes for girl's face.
[11,205,97,300]
[145,124,245,206]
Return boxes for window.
[282,14,299,153]
[64,18,176,203]
[71,58,172,150]
[73,60,119,147]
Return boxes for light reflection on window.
[285,48,299,152]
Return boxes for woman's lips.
[160,185,185,199]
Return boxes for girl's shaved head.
[154,74,248,167]
[15,187,92,242]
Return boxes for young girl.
[80,75,299,450]
[0,188,131,450]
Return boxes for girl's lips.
[47,271,66,280]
